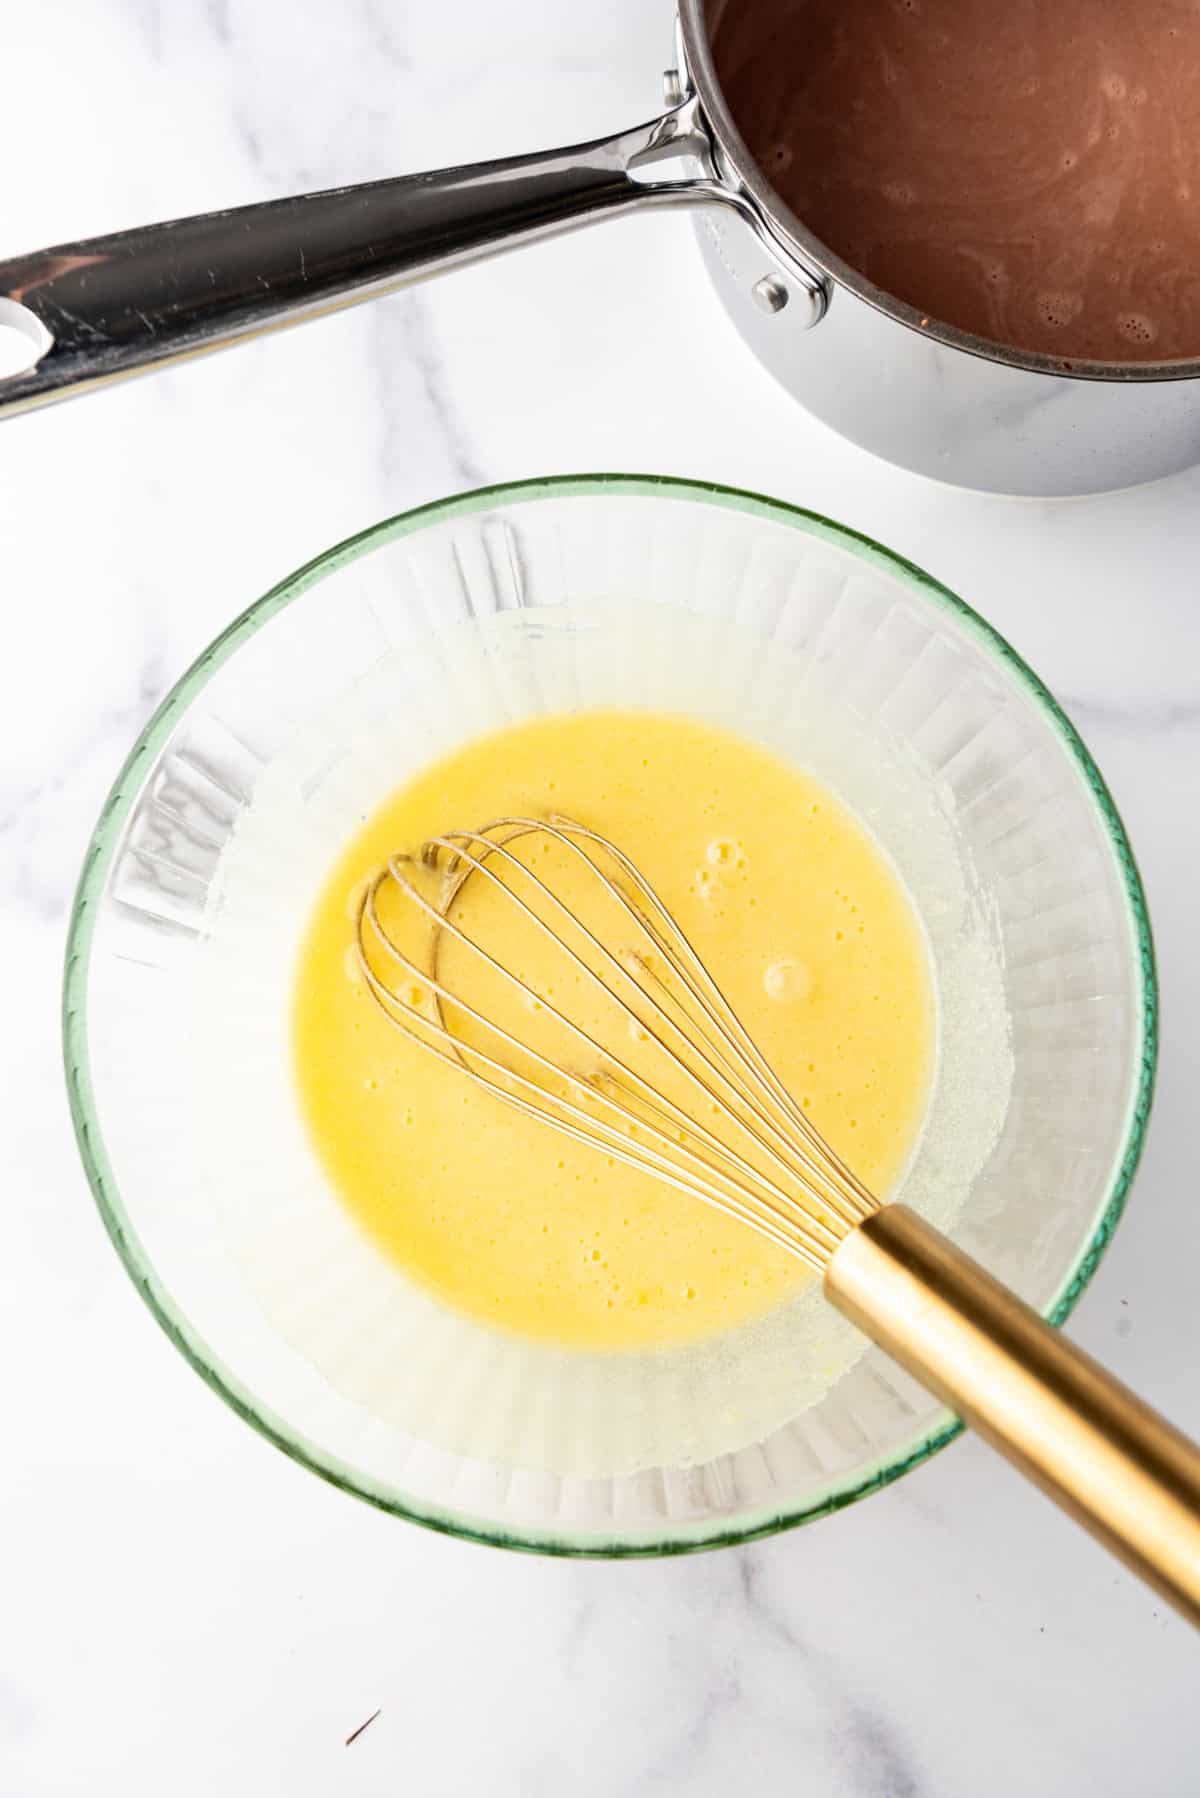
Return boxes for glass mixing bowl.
[64,475,1155,1554]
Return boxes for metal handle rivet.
[751,275,789,315]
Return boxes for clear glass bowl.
[64,476,1155,1554]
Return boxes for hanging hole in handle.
[0,298,54,378]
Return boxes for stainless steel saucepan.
[2,2,1198,496]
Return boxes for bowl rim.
[63,472,1158,1557]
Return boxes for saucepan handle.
[825,1203,1200,1627]
[0,98,775,418]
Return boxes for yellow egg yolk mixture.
[292,710,933,1350]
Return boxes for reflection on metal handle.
[826,1204,1200,1627]
[0,95,825,418]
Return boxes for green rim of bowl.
[63,473,1158,1558]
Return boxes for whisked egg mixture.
[292,709,934,1351]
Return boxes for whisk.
[355,814,1200,1623]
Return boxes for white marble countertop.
[3,2,1199,1792]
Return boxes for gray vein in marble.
[736,1550,924,1798]
[1057,693,1200,737]
[639,1663,749,1795]
[668,1664,748,1786]
[234,112,266,175]
[202,0,231,46]
[550,1551,930,1798]
[126,0,164,63]
[357,0,413,70]
[557,1590,598,1667]
[0,1670,36,1749]
[375,294,487,489]
[0,643,168,922]
[215,0,415,196]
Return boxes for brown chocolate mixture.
[710,0,1200,361]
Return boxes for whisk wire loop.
[424,828,853,1241]
[355,814,874,1268]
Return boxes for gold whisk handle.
[825,1205,1200,1627]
